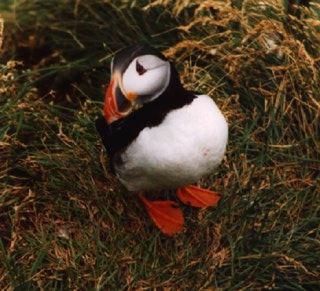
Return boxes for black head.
[104,44,184,124]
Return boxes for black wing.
[95,115,112,157]
[95,115,130,174]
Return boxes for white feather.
[115,95,228,191]
[122,55,170,99]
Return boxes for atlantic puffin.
[95,44,228,236]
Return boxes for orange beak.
[104,79,120,124]
[103,75,134,124]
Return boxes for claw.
[176,185,220,208]
[139,194,184,236]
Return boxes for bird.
[95,44,228,236]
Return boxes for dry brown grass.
[0,15,3,51]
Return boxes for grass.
[1,0,319,289]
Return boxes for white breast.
[116,95,228,191]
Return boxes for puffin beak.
[103,72,135,124]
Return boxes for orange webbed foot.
[139,194,184,236]
[176,185,220,208]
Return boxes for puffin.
[95,44,228,236]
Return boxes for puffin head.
[104,44,172,124]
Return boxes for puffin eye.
[136,61,147,75]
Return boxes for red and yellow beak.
[103,73,138,124]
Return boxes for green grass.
[1,0,320,289]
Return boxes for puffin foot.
[138,193,184,236]
[176,185,220,208]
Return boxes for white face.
[121,54,171,102]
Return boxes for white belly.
[115,95,228,191]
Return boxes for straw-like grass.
[1,0,319,289]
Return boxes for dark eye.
[136,61,147,75]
